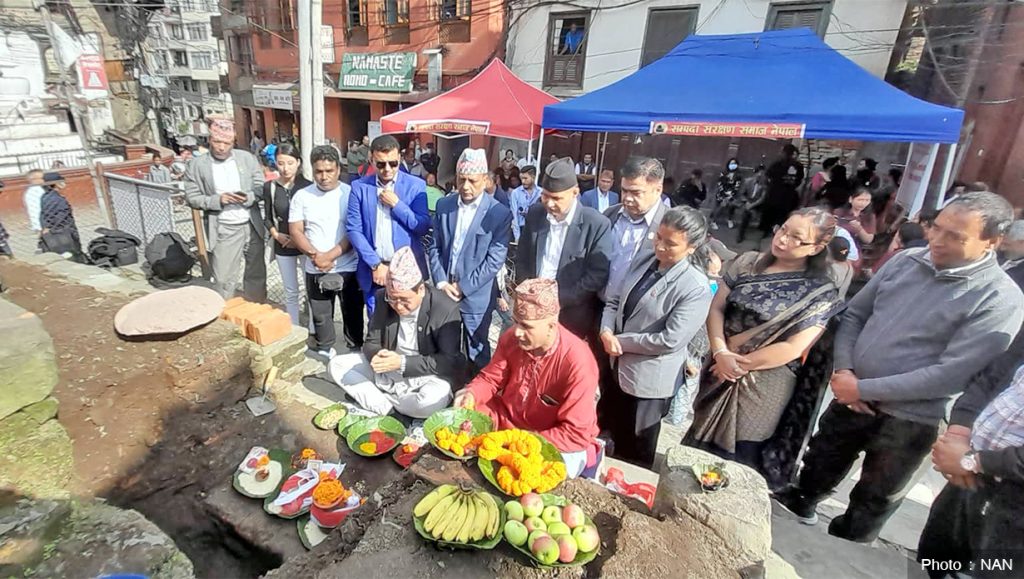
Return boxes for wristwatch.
[960,450,980,473]
[371,263,380,271]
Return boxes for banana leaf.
[423,408,493,461]
[232,448,292,499]
[477,432,565,496]
[336,413,364,437]
[505,493,600,568]
[296,516,330,550]
[312,403,348,430]
[345,415,406,457]
[412,490,505,550]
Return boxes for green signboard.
[339,52,416,93]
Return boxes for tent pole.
[537,130,545,166]
[936,143,958,208]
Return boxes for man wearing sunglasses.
[346,135,431,314]
[328,246,466,418]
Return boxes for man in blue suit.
[486,168,511,209]
[580,168,619,212]
[428,149,512,369]
[346,135,431,314]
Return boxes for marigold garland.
[473,429,567,495]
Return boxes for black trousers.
[306,271,364,351]
[603,377,672,470]
[918,480,1024,578]
[793,401,938,542]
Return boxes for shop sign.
[76,54,109,100]
[648,121,806,139]
[406,119,490,134]
[340,52,416,93]
[253,87,297,111]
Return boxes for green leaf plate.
[504,493,600,568]
[412,489,505,550]
[345,415,406,457]
[297,515,331,550]
[336,413,365,437]
[232,448,292,499]
[312,403,348,430]
[477,432,564,496]
[423,408,494,461]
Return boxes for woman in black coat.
[261,143,312,325]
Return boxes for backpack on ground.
[88,228,142,268]
[143,232,197,288]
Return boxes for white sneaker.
[710,222,719,230]
[727,220,735,229]
[311,347,337,360]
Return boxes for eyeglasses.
[384,292,417,307]
[772,225,817,247]
[375,160,400,170]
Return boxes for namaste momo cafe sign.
[340,52,416,93]
[649,121,806,139]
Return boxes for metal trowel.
[246,365,279,417]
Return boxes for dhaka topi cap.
[386,245,423,292]
[456,148,488,176]
[206,114,235,141]
[513,278,560,321]
[541,157,578,192]
[43,172,64,183]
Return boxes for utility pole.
[311,0,325,148]
[37,3,109,223]
[298,0,313,178]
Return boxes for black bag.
[39,229,79,255]
[144,232,196,287]
[88,228,142,268]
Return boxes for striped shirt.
[972,365,1024,452]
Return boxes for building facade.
[143,0,233,147]
[220,0,504,159]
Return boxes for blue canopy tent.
[540,29,964,211]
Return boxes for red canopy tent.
[379,59,558,144]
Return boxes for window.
[346,0,369,46]
[186,23,207,41]
[172,50,188,66]
[439,0,470,21]
[148,23,163,40]
[169,24,184,40]
[206,81,220,95]
[767,1,831,38]
[544,13,588,88]
[180,0,196,11]
[347,0,367,28]
[156,52,169,71]
[383,0,409,26]
[192,51,214,69]
[641,7,697,67]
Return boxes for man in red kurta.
[454,278,599,477]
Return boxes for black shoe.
[773,488,819,525]
[827,515,876,544]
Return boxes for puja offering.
[692,463,730,492]
[501,493,599,567]
[265,461,345,519]
[312,472,353,509]
[312,403,349,430]
[412,484,504,549]
[476,430,566,496]
[233,447,287,498]
[345,416,406,457]
[424,407,493,460]
[291,448,322,470]
[297,517,330,550]
[393,441,423,469]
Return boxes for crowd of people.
[4,112,1024,575]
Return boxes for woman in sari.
[685,207,842,489]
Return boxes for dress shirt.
[972,365,1024,453]
[23,185,45,231]
[622,262,663,322]
[606,204,658,298]
[396,306,420,357]
[210,156,248,225]
[375,177,396,261]
[510,185,542,241]
[539,201,578,280]
[450,194,483,276]
[597,190,611,213]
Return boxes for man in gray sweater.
[775,192,1024,543]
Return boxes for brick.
[224,303,270,326]
[245,309,292,346]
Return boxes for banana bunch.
[414,484,501,544]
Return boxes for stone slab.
[20,397,59,424]
[31,501,195,579]
[249,325,310,383]
[0,298,58,420]
[0,497,72,575]
[202,485,307,562]
[655,445,772,569]
[0,413,73,498]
